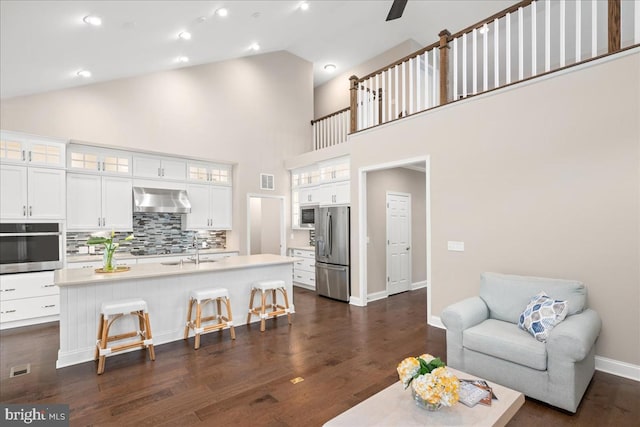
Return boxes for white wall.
[0,50,314,254]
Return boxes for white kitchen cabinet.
[0,271,59,328]
[187,161,232,185]
[319,156,350,183]
[185,183,232,230]
[67,173,133,230]
[318,181,350,206]
[0,130,66,168]
[291,165,320,188]
[299,185,320,206]
[291,248,316,290]
[0,164,65,220]
[67,144,131,176]
[133,155,186,181]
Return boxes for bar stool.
[247,280,292,332]
[95,298,155,375]
[184,288,235,349]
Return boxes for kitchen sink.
[160,258,216,266]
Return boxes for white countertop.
[289,246,315,251]
[55,254,298,287]
[66,248,238,263]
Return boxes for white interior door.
[387,192,411,295]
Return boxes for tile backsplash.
[66,213,226,256]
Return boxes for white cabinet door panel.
[67,174,102,230]
[28,167,65,219]
[211,186,232,230]
[133,156,161,179]
[161,159,186,181]
[102,176,133,230]
[185,183,210,229]
[0,164,28,219]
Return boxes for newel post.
[349,75,359,133]
[608,0,621,52]
[438,29,451,106]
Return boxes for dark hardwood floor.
[1,287,638,426]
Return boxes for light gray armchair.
[441,272,601,413]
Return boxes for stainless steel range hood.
[133,187,191,214]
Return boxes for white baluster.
[531,1,537,76]
[424,51,430,108]
[453,38,458,101]
[576,0,582,62]
[518,6,524,80]
[591,0,597,58]
[394,64,399,119]
[409,57,414,114]
[462,32,468,97]
[472,28,478,94]
[357,84,363,131]
[401,61,406,117]
[483,24,488,91]
[388,69,393,122]
[416,53,421,111]
[375,73,381,125]
[432,48,437,107]
[494,18,500,88]
[381,70,387,123]
[545,0,551,72]
[636,0,640,44]
[313,123,317,150]
[560,0,566,67]
[506,12,512,83]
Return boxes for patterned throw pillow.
[518,292,568,342]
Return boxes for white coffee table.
[324,368,524,427]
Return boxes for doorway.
[246,194,285,255]
[387,192,412,295]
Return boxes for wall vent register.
[260,173,275,190]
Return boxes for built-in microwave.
[299,206,316,229]
[0,223,63,274]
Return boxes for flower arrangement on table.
[397,354,460,411]
[87,231,134,272]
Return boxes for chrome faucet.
[193,234,200,265]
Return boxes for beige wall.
[0,50,314,253]
[288,51,640,366]
[313,39,422,119]
[366,167,427,294]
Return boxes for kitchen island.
[54,254,297,368]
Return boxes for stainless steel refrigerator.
[315,206,350,302]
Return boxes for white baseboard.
[429,316,639,382]
[411,280,428,290]
[349,295,365,306]
[367,290,389,302]
[595,356,640,381]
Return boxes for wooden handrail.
[356,40,441,83]
[310,106,350,125]
[449,0,534,40]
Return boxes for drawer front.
[0,271,58,301]
[294,257,315,273]
[66,261,102,269]
[0,295,60,323]
[293,270,315,287]
[292,249,314,259]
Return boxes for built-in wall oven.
[299,206,316,229]
[0,223,63,274]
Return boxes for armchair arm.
[547,308,602,362]
[441,297,489,332]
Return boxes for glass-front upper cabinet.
[67,144,131,175]
[291,165,320,188]
[0,130,66,168]
[187,162,232,185]
[319,156,350,183]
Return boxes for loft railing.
[311,0,639,150]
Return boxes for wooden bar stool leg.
[144,312,155,361]
[281,288,292,325]
[95,314,104,361]
[247,288,256,324]
[194,301,202,350]
[260,290,267,332]
[216,298,223,328]
[97,316,109,375]
[225,297,236,340]
[184,298,194,339]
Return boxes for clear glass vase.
[412,390,443,411]
[103,249,115,271]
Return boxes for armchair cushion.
[480,272,587,323]
[463,319,548,370]
[518,292,568,342]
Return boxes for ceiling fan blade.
[386,0,408,21]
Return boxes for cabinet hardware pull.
[102,218,106,226]
[158,167,161,176]
[43,305,56,308]
[23,206,26,216]
[3,288,16,292]
[42,284,56,288]
[22,150,25,161]
[5,310,17,313]
[162,168,165,176]
[28,151,32,162]
[29,206,33,216]
[102,162,105,171]
[98,217,101,226]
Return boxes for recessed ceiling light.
[177,56,189,63]
[216,8,229,17]
[83,15,102,26]
[249,43,260,51]
[76,70,92,78]
[178,31,192,40]
[324,64,336,72]
[299,2,310,11]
